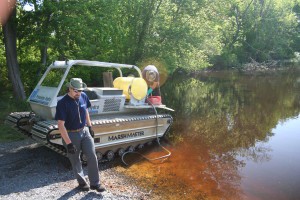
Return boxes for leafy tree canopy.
[1,0,300,95]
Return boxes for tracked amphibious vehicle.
[6,60,173,162]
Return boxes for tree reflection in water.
[119,70,300,199]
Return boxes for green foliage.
[1,0,300,97]
[0,35,9,90]
[0,91,29,142]
[212,50,240,69]
[218,0,300,67]
[41,68,66,87]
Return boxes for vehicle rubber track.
[30,113,173,162]
[6,112,172,162]
[5,112,33,136]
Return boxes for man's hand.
[67,143,77,154]
[88,126,94,137]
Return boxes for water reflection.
[118,70,300,199]
[165,71,300,151]
[239,115,300,200]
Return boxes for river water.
[117,69,300,200]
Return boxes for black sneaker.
[78,183,90,191]
[90,184,106,192]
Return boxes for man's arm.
[57,120,72,144]
[85,109,95,137]
[86,109,92,127]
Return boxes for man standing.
[55,78,105,192]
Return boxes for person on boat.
[55,78,105,192]
[142,65,161,104]
[142,65,159,93]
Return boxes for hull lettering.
[108,131,144,141]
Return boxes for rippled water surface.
[118,69,300,200]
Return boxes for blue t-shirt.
[55,92,91,130]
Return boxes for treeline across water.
[1,0,300,99]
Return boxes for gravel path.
[0,138,152,200]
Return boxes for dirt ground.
[0,138,154,200]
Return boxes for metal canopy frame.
[29,60,142,107]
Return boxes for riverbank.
[171,60,300,77]
[0,138,157,200]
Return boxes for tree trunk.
[103,72,113,87]
[133,0,156,62]
[36,4,52,78]
[37,46,48,77]
[3,8,26,100]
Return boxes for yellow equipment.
[113,77,148,105]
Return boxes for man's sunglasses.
[72,88,83,93]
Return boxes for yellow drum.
[113,77,148,100]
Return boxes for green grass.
[0,125,26,142]
[0,91,30,142]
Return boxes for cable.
[121,87,172,166]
